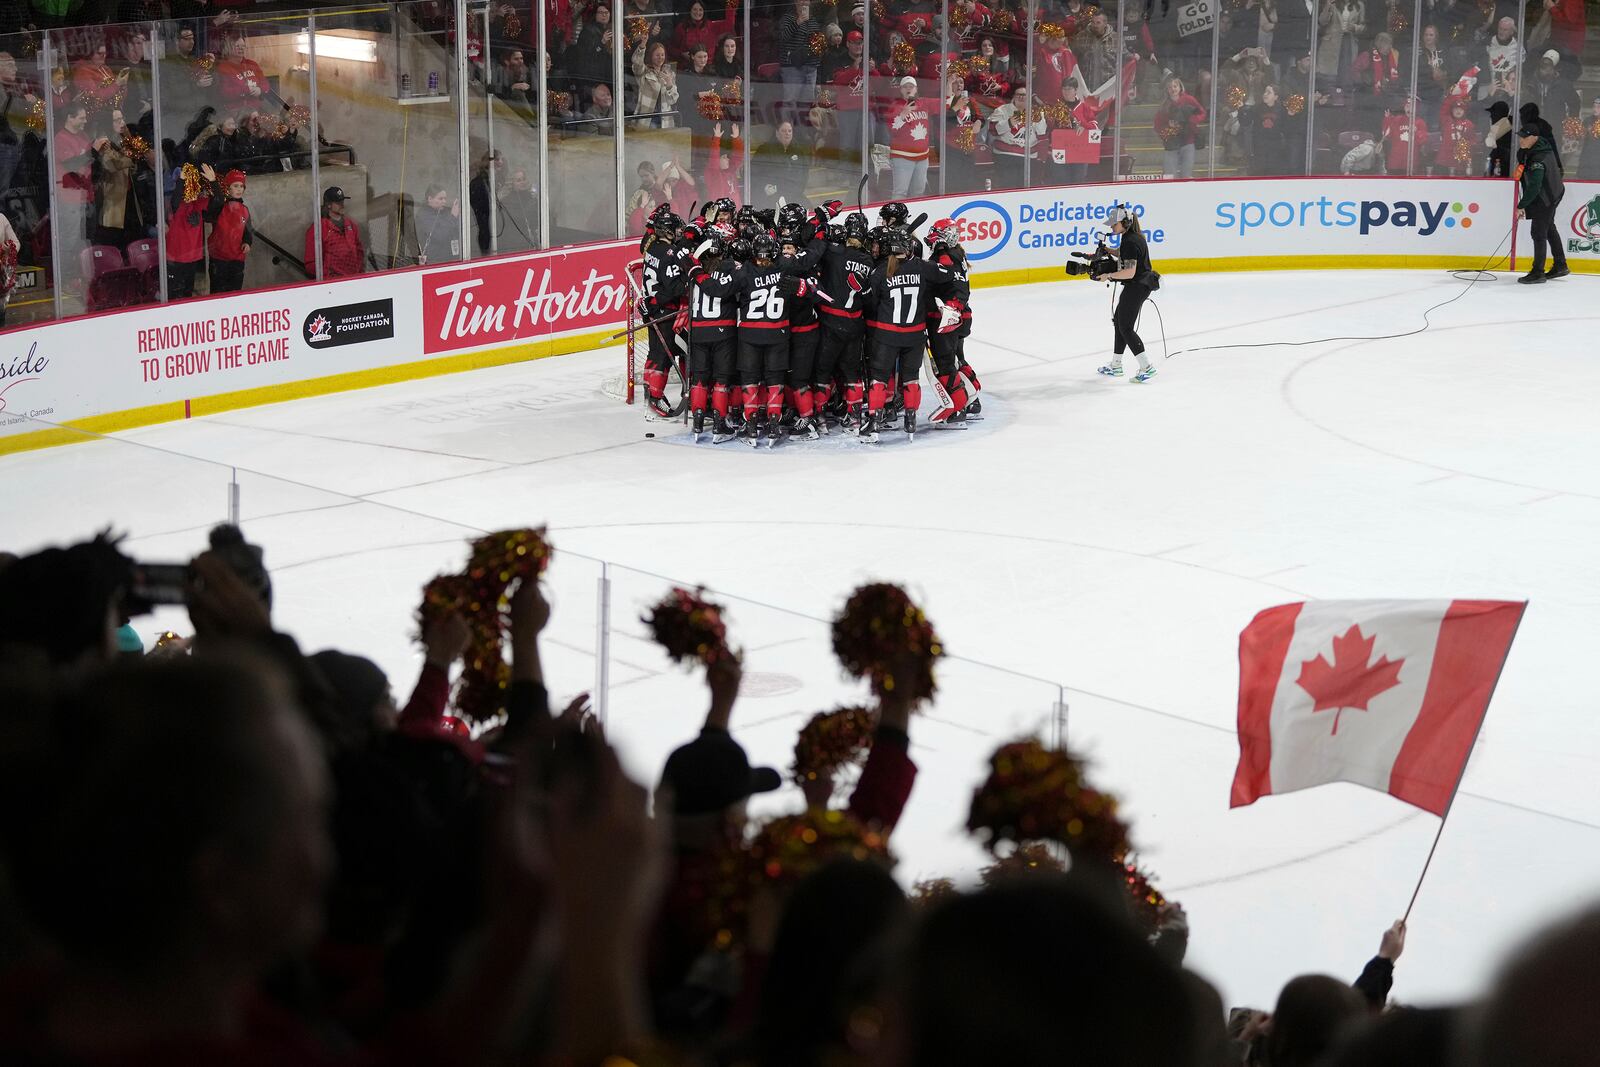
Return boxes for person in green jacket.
[1515,121,1571,284]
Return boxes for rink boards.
[1,175,1587,455]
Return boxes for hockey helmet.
[652,208,684,238]
[729,237,754,262]
[695,235,727,262]
[880,228,912,258]
[927,217,960,249]
[842,212,870,243]
[710,220,738,242]
[828,222,846,243]
[751,233,780,262]
[879,201,910,227]
[709,196,736,222]
[777,224,804,250]
[777,201,808,229]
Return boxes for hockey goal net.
[600,259,646,405]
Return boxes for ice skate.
[711,416,734,444]
[692,410,706,442]
[743,418,761,447]
[858,412,880,444]
[903,408,916,440]
[1131,365,1157,383]
[795,415,820,441]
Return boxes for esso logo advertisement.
[949,199,1012,261]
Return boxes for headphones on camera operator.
[1064,204,1161,291]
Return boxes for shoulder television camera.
[1064,239,1119,280]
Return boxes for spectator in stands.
[0,655,335,1065]
[189,112,252,174]
[582,81,617,135]
[114,30,153,126]
[160,26,215,134]
[713,32,743,80]
[468,149,505,254]
[673,0,730,67]
[1482,16,1521,101]
[0,52,38,194]
[1352,33,1403,131]
[753,119,811,208]
[624,0,672,50]
[1435,94,1476,174]
[703,118,742,204]
[1415,25,1448,108]
[0,207,18,326]
[307,185,364,278]
[1380,95,1429,173]
[53,104,101,215]
[498,164,541,251]
[415,183,461,266]
[626,160,661,235]
[91,109,139,247]
[1072,11,1118,96]
[886,878,1197,1067]
[1316,0,1365,92]
[775,0,823,128]
[974,34,1009,79]
[630,40,680,128]
[1154,74,1207,177]
[1542,0,1586,58]
[1263,976,1369,1066]
[493,49,538,119]
[816,24,848,85]
[1471,905,1600,1067]
[987,84,1046,189]
[1580,94,1600,179]
[206,168,252,292]
[216,33,269,104]
[166,162,213,299]
[1244,83,1290,173]
[1527,49,1579,129]
[884,75,931,198]
[1034,24,1078,108]
[567,3,615,104]
[72,40,126,115]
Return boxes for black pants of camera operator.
[1112,281,1151,368]
[1526,201,1569,276]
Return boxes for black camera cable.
[1130,219,1523,364]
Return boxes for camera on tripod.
[1064,240,1118,280]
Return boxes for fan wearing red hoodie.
[166,163,215,299]
[1380,98,1428,174]
[206,168,253,293]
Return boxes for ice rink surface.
[7,268,1600,1010]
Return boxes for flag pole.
[1400,605,1526,923]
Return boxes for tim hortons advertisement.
[420,242,638,356]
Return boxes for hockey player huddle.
[636,197,983,446]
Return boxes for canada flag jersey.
[887,98,933,163]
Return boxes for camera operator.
[1095,206,1159,383]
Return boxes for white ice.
[6,268,1600,1012]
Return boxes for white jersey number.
[747,286,786,321]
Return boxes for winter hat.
[899,75,918,88]
[1485,100,1510,121]
[223,168,247,188]
[1519,101,1541,123]
[1542,49,1560,64]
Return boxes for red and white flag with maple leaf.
[1231,599,1524,817]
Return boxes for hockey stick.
[606,307,677,341]
[856,173,869,217]
[908,211,928,232]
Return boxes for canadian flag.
[1231,599,1524,817]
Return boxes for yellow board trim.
[0,251,1581,456]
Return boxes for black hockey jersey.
[866,259,955,347]
[686,265,739,341]
[730,263,804,343]
[815,242,875,335]
[929,246,973,338]
[641,238,689,314]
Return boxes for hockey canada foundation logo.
[303,299,396,349]
[1567,195,1600,254]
